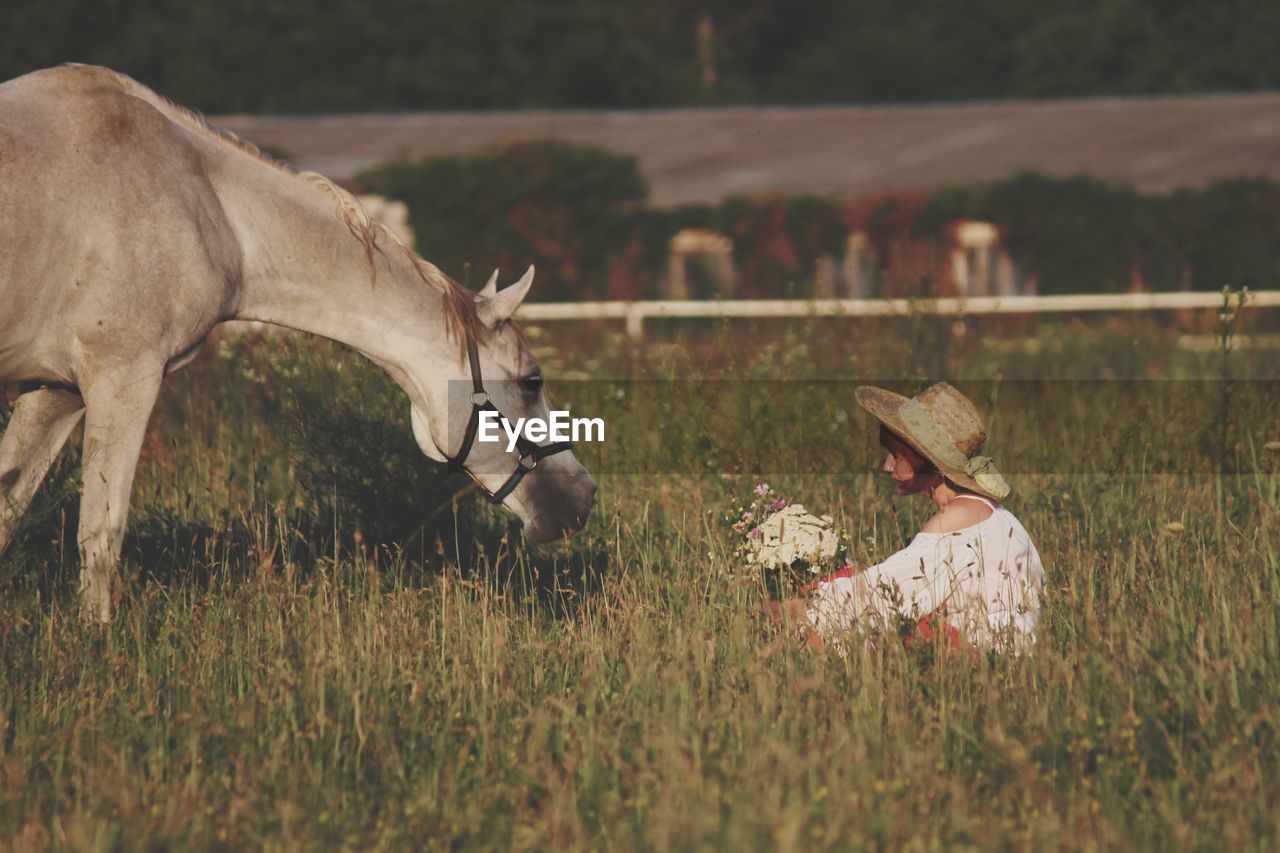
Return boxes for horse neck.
[229,171,464,401]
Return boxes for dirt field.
[216,93,1280,204]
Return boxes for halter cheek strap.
[445,335,573,504]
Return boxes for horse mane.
[299,174,485,348]
[73,65,485,348]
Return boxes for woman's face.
[879,427,938,495]
[882,449,919,492]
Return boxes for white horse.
[0,65,596,621]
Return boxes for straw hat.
[855,382,1010,500]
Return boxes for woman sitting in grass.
[775,382,1044,653]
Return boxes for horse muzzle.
[520,469,597,543]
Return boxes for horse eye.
[518,374,543,393]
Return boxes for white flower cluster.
[743,503,839,572]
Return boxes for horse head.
[411,266,596,543]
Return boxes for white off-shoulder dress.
[806,495,1045,651]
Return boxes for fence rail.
[515,291,1280,339]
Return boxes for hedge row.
[359,142,1280,300]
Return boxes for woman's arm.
[802,533,972,647]
[764,597,827,651]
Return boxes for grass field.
[2,312,1278,849]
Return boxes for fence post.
[625,304,646,340]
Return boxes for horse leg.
[76,368,163,623]
[0,388,86,558]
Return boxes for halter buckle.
[518,452,538,471]
[470,391,490,407]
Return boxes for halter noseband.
[445,335,573,504]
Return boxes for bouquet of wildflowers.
[730,483,851,584]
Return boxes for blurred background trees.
[9,0,1280,299]
[6,0,1280,112]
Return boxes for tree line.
[360,142,1280,300]
[5,0,1280,112]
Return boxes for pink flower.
[749,527,762,540]
[755,482,771,496]
[769,498,787,511]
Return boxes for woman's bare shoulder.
[921,498,993,534]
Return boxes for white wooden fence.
[515,291,1280,339]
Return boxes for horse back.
[0,66,242,384]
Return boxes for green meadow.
[2,311,1278,849]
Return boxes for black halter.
[446,335,573,504]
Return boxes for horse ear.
[480,268,499,298]
[477,265,534,327]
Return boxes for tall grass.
[2,315,1278,848]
